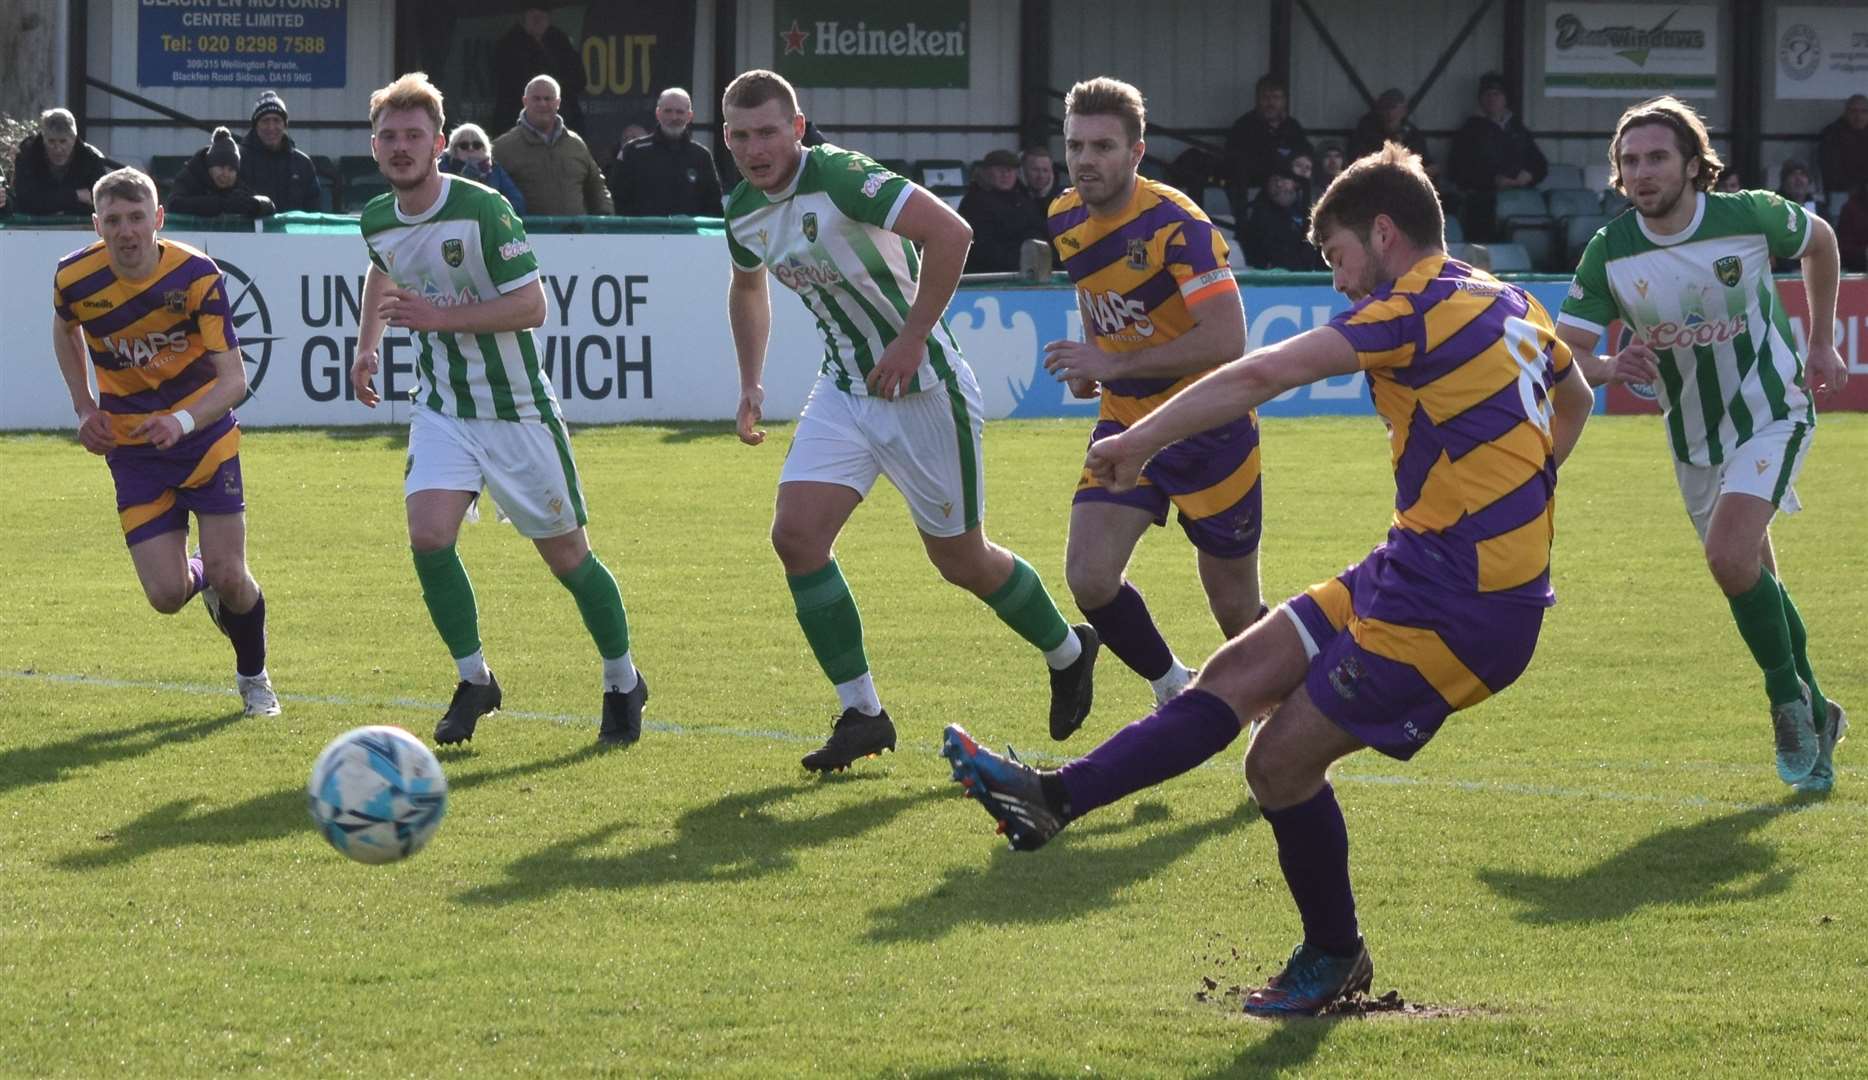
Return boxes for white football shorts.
[405,406,589,539]
[1674,416,1810,542]
[779,367,986,538]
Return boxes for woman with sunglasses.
[438,123,527,217]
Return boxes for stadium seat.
[1825,190,1850,222]
[878,158,912,178]
[1487,242,1533,273]
[1540,163,1585,190]
[1583,163,1614,193]
[915,159,967,189]
[1201,187,1232,222]
[1546,188,1603,220]
[1601,190,1632,216]
[1495,188,1551,222]
[1443,214,1464,243]
[1564,213,1610,262]
[337,155,385,212]
[1506,222,1556,270]
[939,193,963,210]
[150,154,191,203]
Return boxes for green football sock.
[788,559,870,685]
[982,554,1072,653]
[1727,566,1802,707]
[557,552,630,660]
[412,544,482,661]
[1775,577,1829,724]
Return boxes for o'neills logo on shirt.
[1643,313,1747,350]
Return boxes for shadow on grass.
[313,425,410,449]
[0,709,244,798]
[54,744,603,870]
[863,799,1259,943]
[457,780,936,906]
[1194,1016,1337,1078]
[654,423,740,445]
[1476,803,1797,924]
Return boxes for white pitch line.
[5,668,1858,817]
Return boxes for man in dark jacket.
[606,88,723,216]
[1449,72,1548,242]
[957,149,1045,273]
[13,108,115,216]
[1224,76,1314,203]
[170,128,276,218]
[492,7,585,135]
[1818,94,1868,196]
[1243,171,1324,271]
[240,91,322,212]
[1350,88,1436,176]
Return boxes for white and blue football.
[307,726,448,864]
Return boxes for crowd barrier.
[4,217,1863,429]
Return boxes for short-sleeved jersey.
[724,143,967,396]
[360,175,557,422]
[1331,255,1576,606]
[1558,190,1813,466]
[1047,178,1241,427]
[53,237,240,447]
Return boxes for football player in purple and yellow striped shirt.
[944,144,1596,1016]
[1039,77,1259,733]
[49,167,278,716]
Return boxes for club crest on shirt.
[164,289,188,314]
[803,212,818,244]
[1715,255,1741,287]
[1126,238,1148,270]
[442,239,465,268]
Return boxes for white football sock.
[1042,627,1084,670]
[457,650,492,685]
[603,651,640,694]
[834,672,883,716]
[1150,660,1194,706]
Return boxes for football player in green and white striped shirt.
[349,72,648,748]
[720,69,1098,772]
[1555,97,1849,792]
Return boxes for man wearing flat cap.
[958,148,1046,273]
[241,90,322,212]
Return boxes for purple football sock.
[187,557,206,601]
[1082,581,1176,680]
[217,590,268,678]
[1054,688,1242,817]
[1261,783,1360,957]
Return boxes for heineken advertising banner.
[1542,2,1719,98]
[1774,6,1868,101]
[774,0,970,88]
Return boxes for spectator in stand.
[13,108,115,216]
[1818,94,1868,195]
[1449,72,1548,241]
[1350,89,1436,176]
[493,75,614,216]
[606,88,723,216]
[1289,149,1316,206]
[240,91,321,212]
[1019,145,1064,203]
[169,127,276,218]
[958,148,1045,273]
[1224,75,1314,202]
[492,7,585,136]
[1243,170,1324,271]
[1317,142,1347,190]
[439,122,526,216]
[1715,168,1745,193]
[1777,159,1820,215]
[1836,182,1867,273]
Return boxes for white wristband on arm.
[174,409,197,435]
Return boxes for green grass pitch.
[3,415,1864,1076]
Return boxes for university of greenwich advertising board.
[8,225,1860,430]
